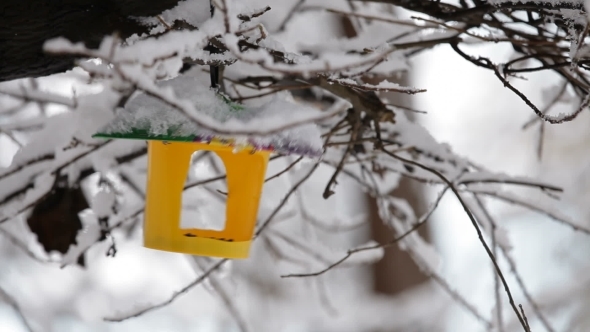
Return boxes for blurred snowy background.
[2,0,590,331]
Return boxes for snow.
[98,76,324,157]
[488,0,588,66]
[45,31,211,70]
[2,0,589,331]
[487,0,584,5]
[91,190,116,219]
[328,77,426,93]
[61,209,103,266]
[0,136,146,218]
[144,0,211,28]
[223,32,397,76]
[0,82,76,108]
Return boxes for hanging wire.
[209,0,220,89]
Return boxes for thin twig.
[519,305,531,332]
[282,185,449,278]
[265,156,303,182]
[255,160,321,236]
[475,196,504,332]
[429,268,493,329]
[277,0,306,32]
[191,257,249,332]
[104,258,228,322]
[382,149,530,332]
[104,155,317,321]
[492,63,590,125]
[472,189,590,236]
[474,195,555,332]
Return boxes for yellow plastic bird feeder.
[93,76,322,259]
[142,141,269,259]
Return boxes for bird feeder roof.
[93,76,323,157]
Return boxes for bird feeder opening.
[93,76,323,259]
[181,151,227,231]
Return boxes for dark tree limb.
[0,0,181,81]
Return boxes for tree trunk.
[0,0,181,81]
[369,181,429,295]
[340,4,430,299]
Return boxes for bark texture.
[0,0,181,81]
